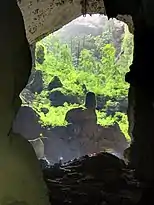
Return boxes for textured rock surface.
[44,152,141,205]
[13,106,42,140]
[0,1,49,204]
[48,76,63,91]
[65,107,97,124]
[48,90,79,106]
[17,0,133,44]
[13,106,128,164]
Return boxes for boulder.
[44,152,141,205]
[48,76,63,91]
[13,106,128,163]
[13,106,42,140]
[20,88,35,105]
[44,119,128,163]
[26,70,43,94]
[48,90,78,106]
[65,107,97,125]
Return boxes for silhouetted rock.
[48,76,63,91]
[26,70,43,94]
[65,107,97,124]
[44,152,142,205]
[85,92,97,109]
[13,106,42,140]
[48,90,78,106]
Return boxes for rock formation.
[13,104,128,164]
[48,76,63,91]
[13,106,42,140]
[44,152,142,205]
[2,0,154,204]
[17,0,133,44]
[48,90,79,106]
[26,69,44,94]
[103,0,154,188]
[29,137,45,159]
[0,1,49,205]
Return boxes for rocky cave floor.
[41,152,147,205]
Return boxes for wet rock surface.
[43,152,142,205]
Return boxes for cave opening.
[13,14,133,165]
[3,1,154,204]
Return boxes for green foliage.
[30,24,133,142]
[33,101,79,127]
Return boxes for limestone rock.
[48,76,63,91]
[48,90,78,106]
[26,70,43,94]
[20,88,35,105]
[43,122,128,164]
[44,152,141,205]
[65,107,97,125]
[1,1,49,205]
[17,0,133,44]
[96,123,128,156]
[13,106,42,140]
[0,132,50,205]
[18,0,107,44]
[13,106,128,164]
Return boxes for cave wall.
[17,0,106,44]
[17,0,133,44]
[0,1,50,204]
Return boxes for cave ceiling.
[17,0,134,44]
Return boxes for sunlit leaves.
[33,28,133,141]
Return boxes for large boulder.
[13,106,42,140]
[48,90,78,106]
[44,118,128,163]
[65,107,97,125]
[26,69,43,94]
[48,76,63,91]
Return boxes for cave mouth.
[13,14,133,165]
